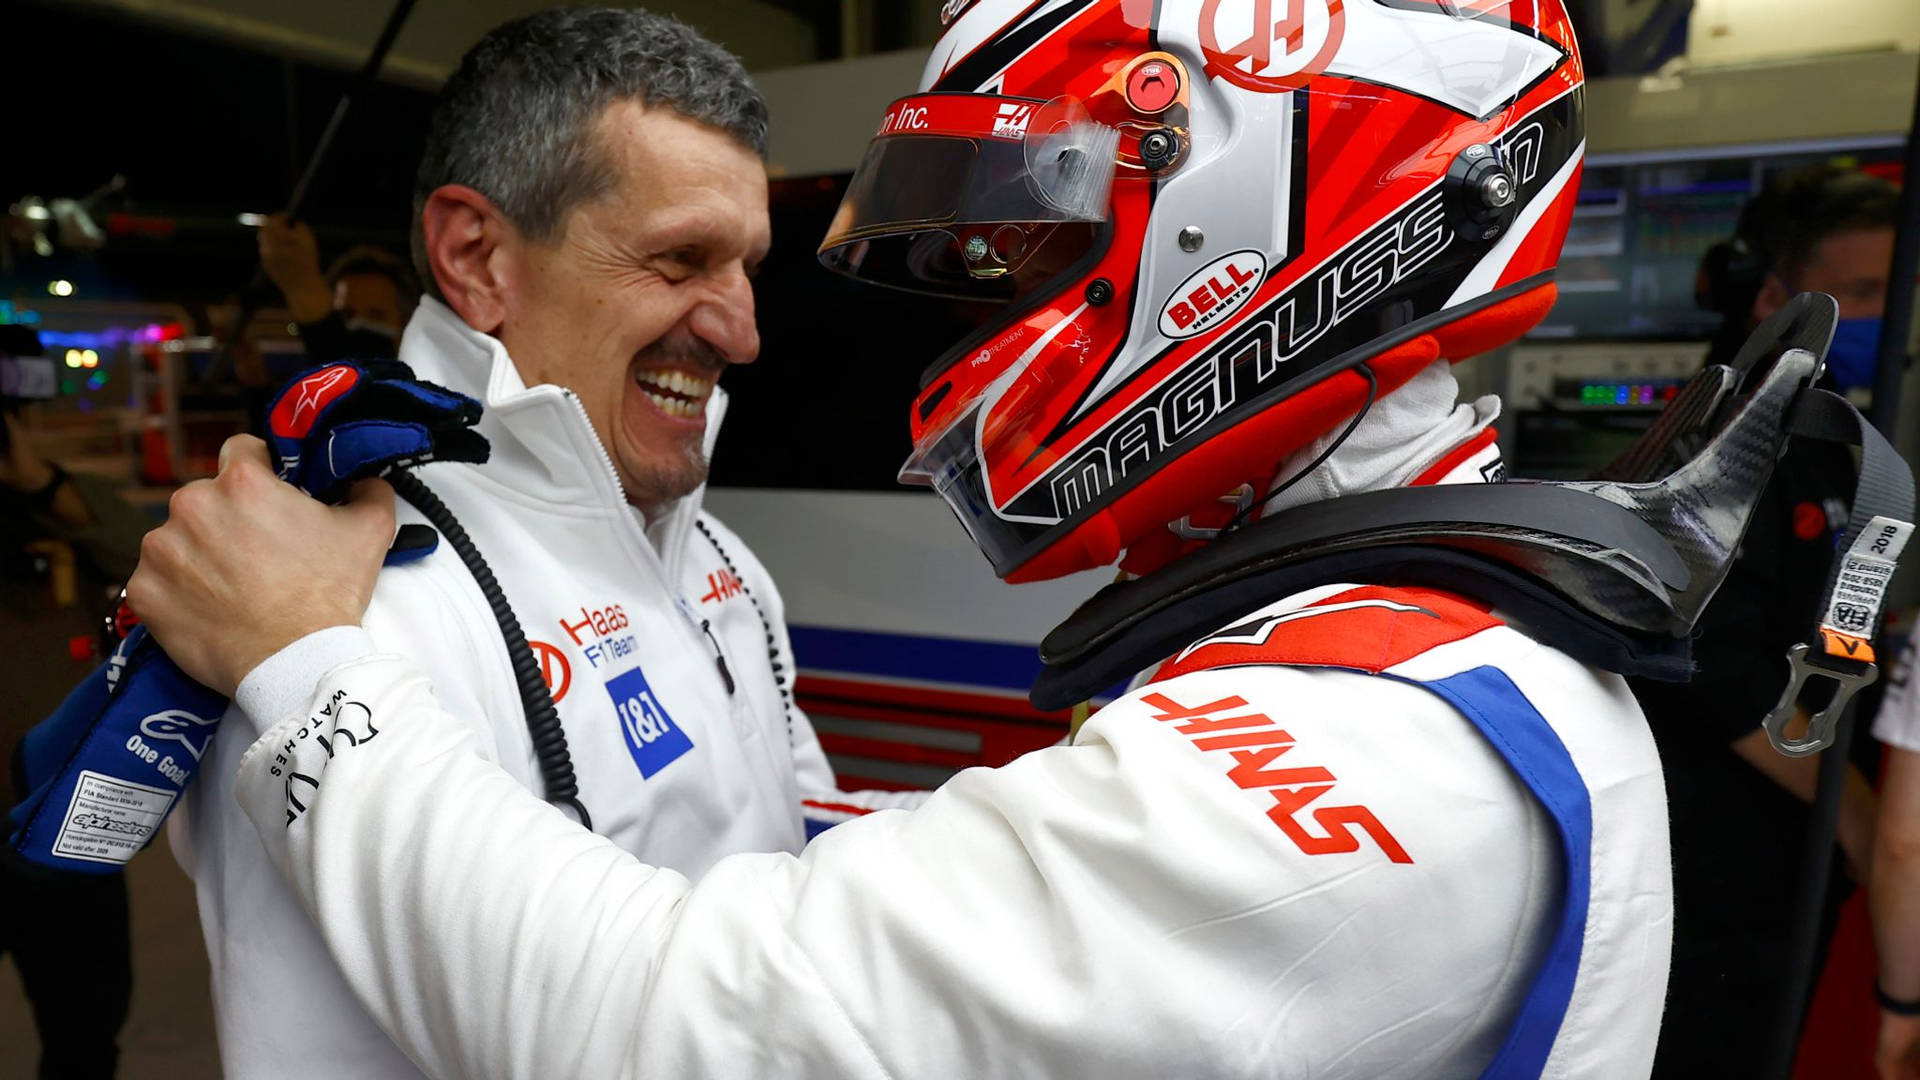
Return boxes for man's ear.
[421,186,516,333]
[1750,271,1793,327]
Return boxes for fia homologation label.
[52,771,176,865]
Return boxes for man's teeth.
[641,388,704,418]
[639,370,707,397]
[635,370,711,419]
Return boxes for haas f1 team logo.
[993,102,1035,139]
[1201,0,1348,94]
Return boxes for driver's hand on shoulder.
[128,435,395,697]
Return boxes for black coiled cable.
[387,471,592,830]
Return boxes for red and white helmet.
[820,0,1586,582]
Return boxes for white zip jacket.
[224,578,1673,1079]
[170,298,921,1079]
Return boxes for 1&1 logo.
[606,666,694,779]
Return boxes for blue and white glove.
[265,360,489,504]
[6,360,486,874]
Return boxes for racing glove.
[6,361,487,874]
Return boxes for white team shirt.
[170,299,920,1079]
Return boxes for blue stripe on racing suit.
[1402,666,1593,1080]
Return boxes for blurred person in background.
[0,324,154,1080]
[1633,162,1899,1077]
[1874,633,1920,1079]
[236,216,420,431]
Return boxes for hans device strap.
[1761,388,1914,757]
[1033,295,1915,753]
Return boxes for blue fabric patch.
[606,666,693,779]
[10,359,486,876]
[8,629,229,874]
[1399,666,1594,1080]
[803,817,837,842]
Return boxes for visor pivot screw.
[1447,142,1519,244]
[964,235,990,262]
[1140,128,1181,170]
[1085,278,1115,307]
[1178,226,1205,253]
[1480,173,1516,210]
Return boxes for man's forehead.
[594,101,766,194]
[1805,226,1895,275]
[574,106,765,263]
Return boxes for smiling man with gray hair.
[166,10,923,1077]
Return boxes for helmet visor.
[819,94,1118,300]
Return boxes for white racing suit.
[223,574,1674,1078]
[170,298,921,1079]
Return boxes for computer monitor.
[1531,136,1906,341]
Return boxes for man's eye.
[652,250,700,280]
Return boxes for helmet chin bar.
[1032,295,1915,762]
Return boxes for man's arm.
[0,413,153,581]
[1731,716,1878,880]
[1873,636,1920,1079]
[174,520,531,1080]
[227,649,1550,1080]
[130,438,1562,1078]
[1873,745,1920,1079]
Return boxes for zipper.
[560,388,705,581]
[563,389,630,508]
[676,596,736,696]
[561,389,732,695]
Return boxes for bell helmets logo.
[1160,250,1268,340]
[271,365,360,440]
[1200,0,1348,94]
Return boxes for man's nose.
[689,269,760,366]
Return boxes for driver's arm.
[227,642,1548,1080]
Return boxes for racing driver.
[131,1,1679,1076]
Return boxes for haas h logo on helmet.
[1201,0,1348,93]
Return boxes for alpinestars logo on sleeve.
[1176,597,1436,663]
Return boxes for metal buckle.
[1171,486,1257,541]
[1762,643,1879,757]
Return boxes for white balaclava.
[1264,358,1501,516]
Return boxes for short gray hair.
[412,7,770,298]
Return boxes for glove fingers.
[265,363,489,498]
[295,419,434,501]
